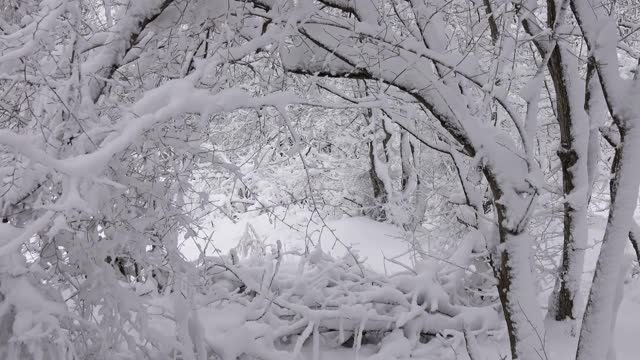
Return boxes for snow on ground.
[615,284,640,360]
[180,212,412,274]
[179,211,640,359]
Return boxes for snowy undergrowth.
[144,217,508,360]
[170,213,640,360]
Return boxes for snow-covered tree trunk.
[546,46,592,322]
[547,44,591,322]
[518,0,592,321]
[484,174,546,360]
[570,0,640,358]
[575,127,640,360]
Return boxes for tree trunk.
[575,128,640,360]
[545,40,590,323]
[494,225,546,359]
[518,0,593,321]
[487,177,546,360]
[368,141,388,206]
